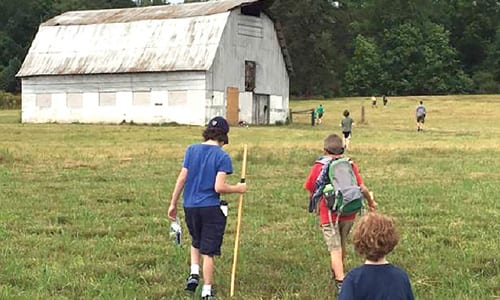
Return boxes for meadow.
[0,95,499,299]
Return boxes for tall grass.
[0,95,499,299]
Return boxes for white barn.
[16,0,292,125]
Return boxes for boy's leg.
[191,246,201,266]
[198,206,227,297]
[201,255,215,298]
[339,220,354,267]
[185,246,201,292]
[322,224,344,281]
[330,249,344,281]
[202,255,214,284]
[184,207,201,292]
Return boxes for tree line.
[1,0,498,97]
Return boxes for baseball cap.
[207,116,230,144]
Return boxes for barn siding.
[209,10,289,124]
[21,72,207,125]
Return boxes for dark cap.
[207,116,230,144]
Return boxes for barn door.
[253,94,270,125]
[226,87,239,125]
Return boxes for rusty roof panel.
[17,13,229,77]
[43,0,259,26]
[17,0,294,77]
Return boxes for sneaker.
[201,295,215,300]
[184,274,199,292]
[335,279,343,293]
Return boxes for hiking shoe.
[184,274,199,292]
[335,279,343,293]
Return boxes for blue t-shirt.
[182,143,233,208]
[339,264,414,300]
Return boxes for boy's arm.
[215,171,247,194]
[360,184,376,211]
[351,162,376,211]
[168,167,188,221]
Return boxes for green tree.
[270,0,353,97]
[382,22,472,95]
[343,35,383,96]
[0,0,136,93]
[474,25,500,93]
[0,58,22,93]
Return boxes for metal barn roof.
[17,0,282,77]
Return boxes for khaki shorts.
[321,221,354,252]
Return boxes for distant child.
[371,96,377,108]
[339,212,414,300]
[340,110,354,151]
[168,116,247,300]
[316,104,325,125]
[303,134,376,292]
[382,94,388,106]
[416,101,426,132]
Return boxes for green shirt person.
[316,104,325,125]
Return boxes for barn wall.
[208,10,289,124]
[21,72,208,125]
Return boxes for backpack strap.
[309,157,333,213]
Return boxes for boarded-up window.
[36,94,51,108]
[99,92,116,106]
[245,61,256,92]
[133,92,150,106]
[67,93,83,108]
[241,5,262,17]
[168,91,188,106]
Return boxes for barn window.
[168,90,188,106]
[241,4,262,17]
[133,91,150,106]
[99,92,116,106]
[67,93,83,108]
[245,61,256,92]
[36,94,51,108]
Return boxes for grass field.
[0,95,499,299]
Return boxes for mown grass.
[0,95,499,299]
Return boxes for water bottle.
[170,217,181,245]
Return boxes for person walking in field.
[316,104,325,125]
[168,116,247,300]
[340,109,354,151]
[371,96,377,108]
[338,212,414,299]
[303,134,376,293]
[416,101,426,132]
[382,94,388,106]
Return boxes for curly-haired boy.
[339,212,414,299]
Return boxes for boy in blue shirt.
[339,212,414,299]
[168,116,247,300]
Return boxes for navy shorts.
[343,131,351,139]
[184,205,227,256]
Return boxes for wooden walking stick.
[230,144,248,297]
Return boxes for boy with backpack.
[303,134,376,292]
[339,212,414,299]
